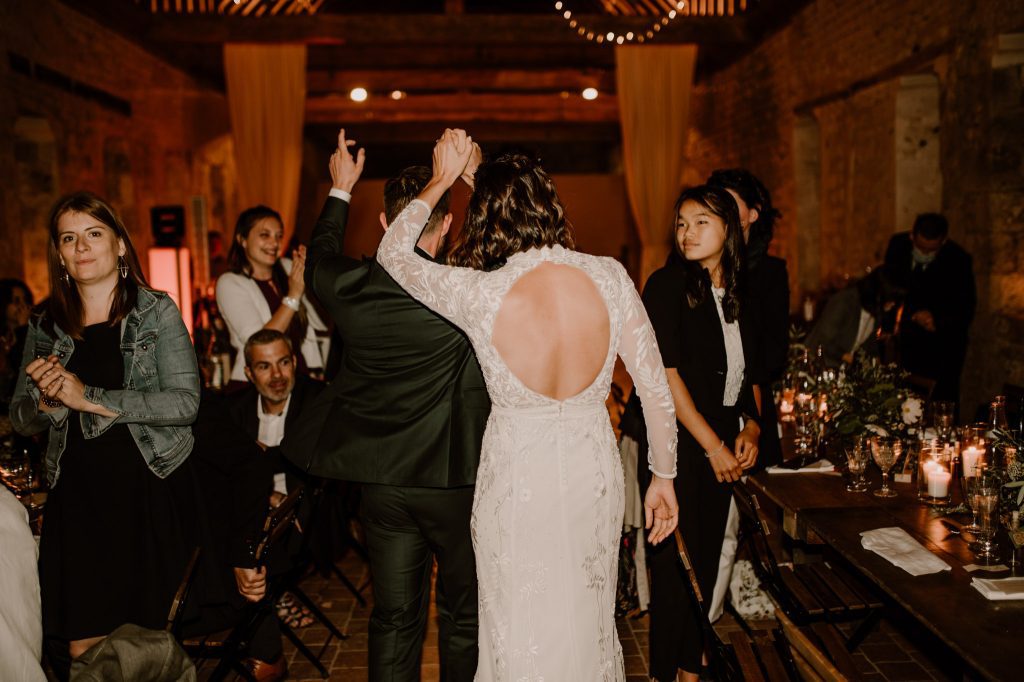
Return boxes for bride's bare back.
[492,263,610,401]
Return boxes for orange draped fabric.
[615,45,698,285]
[223,43,307,247]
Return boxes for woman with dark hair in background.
[0,278,34,399]
[216,205,327,388]
[10,192,202,674]
[643,185,760,682]
[377,129,679,680]
[707,168,788,468]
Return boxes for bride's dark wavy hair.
[447,152,575,271]
[673,185,746,323]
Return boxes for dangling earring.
[62,268,70,285]
[118,256,128,279]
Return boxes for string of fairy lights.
[555,1,689,45]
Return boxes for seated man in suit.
[806,267,903,368]
[227,329,324,502]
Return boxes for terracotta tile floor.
[194,552,957,681]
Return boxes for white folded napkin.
[860,527,951,576]
[971,577,1024,601]
[766,459,835,474]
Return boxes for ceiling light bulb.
[668,9,676,18]
[677,1,685,7]
[390,90,405,100]
[606,31,614,41]
[625,31,634,40]
[350,87,368,102]
[582,87,599,100]
[616,35,624,44]
[563,10,571,18]
[554,1,563,9]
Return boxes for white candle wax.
[927,470,951,498]
[962,447,983,478]
[779,399,793,414]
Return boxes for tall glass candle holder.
[917,441,953,505]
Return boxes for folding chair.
[182,488,303,681]
[732,481,881,658]
[673,528,798,681]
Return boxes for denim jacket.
[11,288,200,486]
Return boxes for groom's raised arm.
[306,128,365,299]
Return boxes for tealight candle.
[927,469,951,498]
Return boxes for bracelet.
[41,395,63,409]
[282,296,300,312]
[705,439,726,459]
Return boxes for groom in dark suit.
[284,130,489,681]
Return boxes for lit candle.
[779,399,794,415]
[962,446,984,478]
[927,469,951,498]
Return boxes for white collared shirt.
[258,394,291,494]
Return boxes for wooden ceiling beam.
[307,68,615,95]
[140,13,751,45]
[306,92,619,124]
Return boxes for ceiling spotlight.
[563,10,571,18]
[582,87,599,100]
[677,1,685,7]
[625,31,634,40]
[554,1,562,8]
[668,9,676,18]
[390,90,405,100]
[350,87,368,102]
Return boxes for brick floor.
[192,552,958,681]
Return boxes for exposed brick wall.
[0,0,230,299]
[685,0,1024,413]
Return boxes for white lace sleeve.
[615,265,678,479]
[376,198,481,326]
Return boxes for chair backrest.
[771,599,848,682]
[165,546,202,636]
[252,487,304,567]
[732,481,784,590]
[673,529,741,681]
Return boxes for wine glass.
[870,436,901,498]
[844,439,869,492]
[932,401,956,441]
[1003,511,1022,571]
[972,470,1002,563]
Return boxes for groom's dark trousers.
[283,193,490,681]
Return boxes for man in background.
[884,213,976,406]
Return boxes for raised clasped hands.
[644,476,679,545]
[329,127,365,193]
[432,128,475,188]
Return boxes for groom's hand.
[330,127,365,193]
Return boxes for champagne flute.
[1003,510,1022,571]
[870,436,901,498]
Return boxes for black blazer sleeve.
[641,267,684,369]
[306,195,356,302]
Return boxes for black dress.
[38,322,199,641]
[640,265,759,680]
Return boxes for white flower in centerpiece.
[901,397,923,425]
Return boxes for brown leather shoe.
[243,655,288,681]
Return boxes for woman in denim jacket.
[11,192,201,667]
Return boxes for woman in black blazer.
[708,169,789,469]
[643,185,761,682]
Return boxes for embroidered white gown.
[378,199,678,681]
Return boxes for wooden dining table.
[748,454,1023,681]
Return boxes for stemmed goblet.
[971,469,1003,564]
[870,436,902,498]
[844,438,870,492]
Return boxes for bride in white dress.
[377,129,679,681]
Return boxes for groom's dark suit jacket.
[282,196,489,487]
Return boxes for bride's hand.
[431,128,474,188]
[644,476,678,545]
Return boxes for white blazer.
[215,258,328,382]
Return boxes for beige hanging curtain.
[224,43,307,247]
[616,45,698,285]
